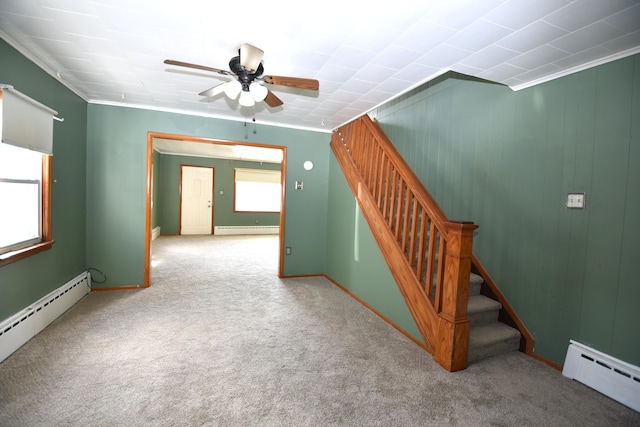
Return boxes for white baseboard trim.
[214,225,279,235]
[152,226,161,240]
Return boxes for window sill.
[0,240,54,268]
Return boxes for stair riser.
[468,310,499,326]
[468,335,520,363]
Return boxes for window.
[0,86,55,267]
[234,168,281,213]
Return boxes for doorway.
[144,132,287,286]
[180,165,214,235]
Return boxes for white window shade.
[235,168,281,184]
[0,86,57,155]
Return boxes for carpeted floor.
[0,235,638,426]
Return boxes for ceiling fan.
[164,44,319,108]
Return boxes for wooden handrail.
[331,115,478,371]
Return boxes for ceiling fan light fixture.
[249,82,268,102]
[224,80,242,100]
[238,90,255,107]
[240,43,264,72]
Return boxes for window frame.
[0,154,53,267]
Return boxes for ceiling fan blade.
[164,59,230,75]
[263,75,319,91]
[239,43,264,73]
[198,82,227,98]
[264,90,283,107]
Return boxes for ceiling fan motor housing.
[229,56,264,90]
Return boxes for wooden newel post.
[435,221,479,372]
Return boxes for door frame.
[144,132,287,286]
[179,164,215,235]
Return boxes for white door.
[180,165,214,235]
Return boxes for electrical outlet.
[285,247,292,255]
[295,181,303,190]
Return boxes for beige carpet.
[0,235,638,426]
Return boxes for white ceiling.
[1,0,639,135]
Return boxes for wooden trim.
[0,241,54,267]
[92,285,146,292]
[144,134,153,287]
[471,254,535,355]
[278,147,287,278]
[529,352,563,371]
[323,274,432,355]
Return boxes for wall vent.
[563,340,640,412]
[0,272,91,363]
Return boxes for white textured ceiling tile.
[1,0,639,132]
[427,0,505,30]
[394,64,442,82]
[375,78,414,95]
[497,20,569,52]
[449,63,484,77]
[550,21,626,53]
[329,47,378,71]
[394,20,458,53]
[340,79,378,95]
[457,45,520,70]
[511,63,562,82]
[507,44,570,70]
[605,4,640,33]
[552,46,610,69]
[417,44,472,68]
[67,32,120,55]
[316,65,356,83]
[601,31,640,54]
[484,0,571,30]
[543,0,635,32]
[353,65,397,83]
[446,19,513,52]
[478,63,528,82]
[372,46,422,70]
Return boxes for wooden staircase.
[331,114,532,371]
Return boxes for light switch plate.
[567,193,586,209]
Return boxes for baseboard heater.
[214,225,279,235]
[0,271,91,363]
[562,340,640,412]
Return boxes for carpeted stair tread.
[469,273,483,296]
[468,322,521,363]
[467,294,502,326]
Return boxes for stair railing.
[331,114,478,371]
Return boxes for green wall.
[87,104,330,288]
[369,56,640,366]
[156,153,281,234]
[0,39,88,321]
[325,155,422,342]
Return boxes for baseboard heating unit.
[563,340,640,412]
[215,225,279,235]
[0,271,91,363]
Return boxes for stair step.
[469,273,483,296]
[467,294,502,326]
[468,322,521,363]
